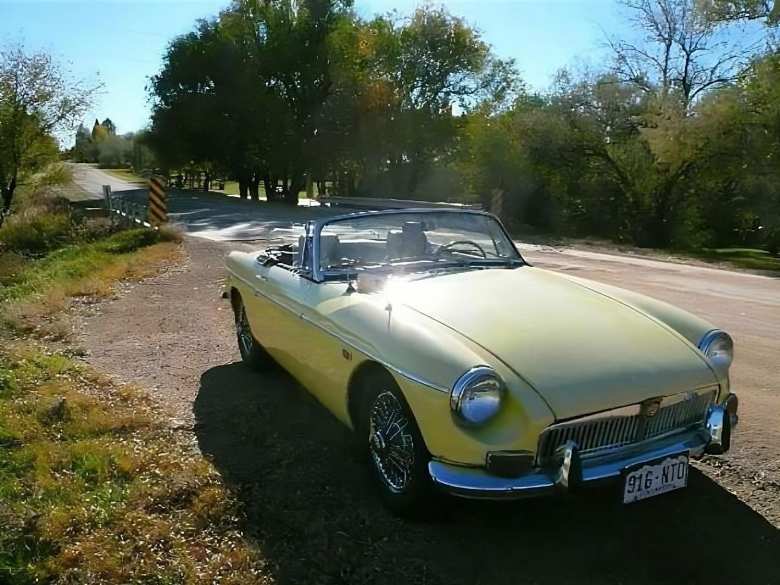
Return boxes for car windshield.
[316,211,521,278]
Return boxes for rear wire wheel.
[359,375,433,515]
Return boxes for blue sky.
[1,0,629,138]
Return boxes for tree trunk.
[262,175,273,202]
[284,176,303,206]
[203,171,211,192]
[238,181,248,199]
[2,174,17,213]
[249,174,260,201]
[238,170,249,199]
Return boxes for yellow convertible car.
[224,209,738,514]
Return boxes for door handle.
[256,274,268,282]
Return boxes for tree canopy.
[148,0,780,252]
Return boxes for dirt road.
[69,177,779,584]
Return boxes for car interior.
[260,221,439,273]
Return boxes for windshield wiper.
[460,258,524,268]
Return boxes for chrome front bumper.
[429,393,738,500]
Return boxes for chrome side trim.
[297,312,450,393]
[228,270,449,393]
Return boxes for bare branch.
[610,0,764,109]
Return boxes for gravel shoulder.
[73,234,779,585]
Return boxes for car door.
[245,260,354,422]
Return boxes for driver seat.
[386,222,429,259]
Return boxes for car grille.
[536,388,717,464]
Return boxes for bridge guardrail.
[103,185,152,228]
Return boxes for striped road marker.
[148,176,168,226]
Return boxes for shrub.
[0,210,72,255]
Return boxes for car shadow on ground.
[194,362,778,585]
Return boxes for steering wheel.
[436,240,487,259]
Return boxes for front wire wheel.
[369,391,416,494]
[362,382,433,516]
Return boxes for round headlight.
[450,366,504,425]
[699,330,734,372]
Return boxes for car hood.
[393,267,717,419]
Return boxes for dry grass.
[0,344,266,584]
[0,231,181,338]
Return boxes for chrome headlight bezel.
[450,366,504,426]
[698,330,734,374]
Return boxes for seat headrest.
[319,234,341,268]
[402,221,425,235]
[386,224,428,259]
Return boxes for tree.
[149,0,355,204]
[311,6,520,199]
[608,0,761,109]
[0,44,99,217]
[355,7,519,196]
[696,0,780,24]
[149,2,515,203]
[693,52,780,250]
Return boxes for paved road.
[69,163,141,199]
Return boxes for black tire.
[357,372,433,516]
[233,295,273,370]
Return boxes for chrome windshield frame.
[309,208,525,283]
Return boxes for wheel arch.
[346,360,395,430]
[229,286,242,313]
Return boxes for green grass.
[220,180,240,196]
[0,345,261,584]
[692,247,780,272]
[0,229,172,305]
[100,167,146,184]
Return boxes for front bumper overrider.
[429,393,738,500]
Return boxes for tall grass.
[0,188,73,255]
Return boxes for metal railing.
[103,185,152,228]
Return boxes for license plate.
[622,453,689,504]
